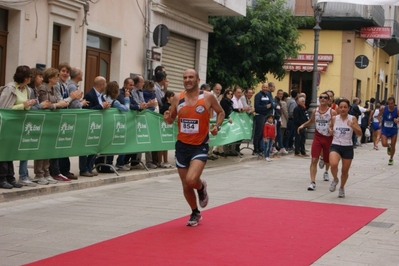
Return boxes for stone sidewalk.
[0,147,258,203]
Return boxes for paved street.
[0,142,398,265]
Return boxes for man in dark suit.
[117,77,146,111]
[294,96,309,157]
[83,76,110,110]
[116,77,147,169]
[79,76,110,177]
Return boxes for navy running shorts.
[175,140,209,168]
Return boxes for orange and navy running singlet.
[177,91,210,145]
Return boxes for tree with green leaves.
[207,0,311,89]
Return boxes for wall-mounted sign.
[354,55,369,69]
[360,27,391,39]
[287,54,334,62]
[284,53,332,73]
[146,50,161,62]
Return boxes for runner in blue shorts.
[369,102,381,150]
[378,97,399,165]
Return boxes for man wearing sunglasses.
[297,92,337,191]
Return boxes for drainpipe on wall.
[143,0,152,79]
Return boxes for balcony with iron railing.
[289,0,385,30]
[321,3,385,30]
[385,19,399,38]
[382,18,399,55]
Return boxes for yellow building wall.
[352,38,393,103]
[265,29,395,103]
[352,38,374,102]
[265,30,344,98]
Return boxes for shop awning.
[283,60,329,72]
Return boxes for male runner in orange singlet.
[164,69,225,226]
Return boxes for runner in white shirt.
[297,92,336,191]
[328,98,362,198]
[369,103,381,150]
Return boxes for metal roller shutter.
[162,32,196,93]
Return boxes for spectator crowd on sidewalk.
[0,63,390,198]
[0,63,176,189]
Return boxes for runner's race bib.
[180,118,199,134]
[384,121,394,128]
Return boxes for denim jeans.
[263,139,274,158]
[116,155,125,166]
[19,160,29,180]
[79,155,96,174]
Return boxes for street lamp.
[308,0,326,138]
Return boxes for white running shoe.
[323,171,329,181]
[329,180,338,192]
[318,158,324,169]
[32,177,49,185]
[279,148,289,155]
[20,178,37,187]
[187,212,202,226]
[307,182,316,191]
[338,188,345,198]
[46,176,58,184]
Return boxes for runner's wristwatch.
[216,125,221,131]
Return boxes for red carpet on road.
[26,197,386,266]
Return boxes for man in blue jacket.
[116,77,147,169]
[253,82,275,155]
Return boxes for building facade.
[266,0,399,105]
[0,0,245,92]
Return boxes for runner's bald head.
[184,69,199,79]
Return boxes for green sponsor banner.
[0,109,252,161]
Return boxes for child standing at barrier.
[263,114,276,162]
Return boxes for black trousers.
[295,127,306,155]
[287,119,295,149]
[59,157,71,174]
[0,161,14,178]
